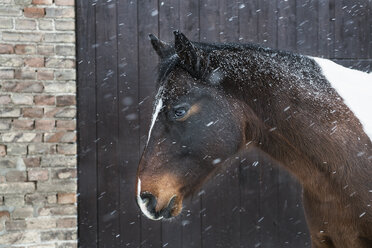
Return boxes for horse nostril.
[160,196,177,219]
[138,192,178,220]
[140,192,157,214]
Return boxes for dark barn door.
[77,0,372,247]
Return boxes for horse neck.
[222,51,372,196]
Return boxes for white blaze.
[147,87,164,145]
[137,179,163,221]
[313,57,372,141]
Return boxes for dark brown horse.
[136,31,372,248]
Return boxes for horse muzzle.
[136,178,182,220]
[137,192,178,220]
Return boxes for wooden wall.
[76,0,371,247]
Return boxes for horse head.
[135,31,258,220]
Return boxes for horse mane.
[157,41,304,84]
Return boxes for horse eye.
[174,107,187,119]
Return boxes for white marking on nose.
[147,87,164,145]
[137,179,163,221]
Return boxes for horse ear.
[149,34,172,58]
[173,30,206,76]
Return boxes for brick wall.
[0,0,76,247]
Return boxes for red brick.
[57,193,76,204]
[38,206,76,216]
[2,81,43,93]
[0,69,14,79]
[45,8,74,18]
[5,220,26,231]
[37,69,54,80]
[12,119,34,130]
[28,168,48,181]
[56,120,75,130]
[0,145,6,157]
[12,207,33,219]
[44,107,75,118]
[14,69,36,80]
[57,218,76,228]
[24,57,44,67]
[22,107,43,118]
[5,171,27,182]
[35,119,55,130]
[23,157,41,167]
[56,95,75,107]
[57,144,76,155]
[44,132,64,142]
[32,0,53,4]
[15,45,36,55]
[24,7,45,18]
[0,95,11,105]
[34,95,55,105]
[55,0,74,6]
[45,131,76,143]
[0,44,14,54]
[54,168,76,179]
[37,45,54,56]
[0,211,10,219]
[15,19,37,30]
[12,94,33,105]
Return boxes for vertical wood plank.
[95,1,120,247]
[138,0,163,247]
[257,0,277,48]
[238,0,259,43]
[318,0,334,57]
[200,0,219,42]
[296,0,318,56]
[335,0,369,59]
[77,0,98,247]
[200,167,241,247]
[239,151,261,248]
[277,0,296,52]
[329,0,336,58]
[278,171,310,247]
[219,0,239,42]
[259,157,279,247]
[180,197,203,248]
[159,0,180,40]
[370,0,372,59]
[180,0,200,41]
[117,0,141,247]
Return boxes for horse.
[135,31,372,248]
